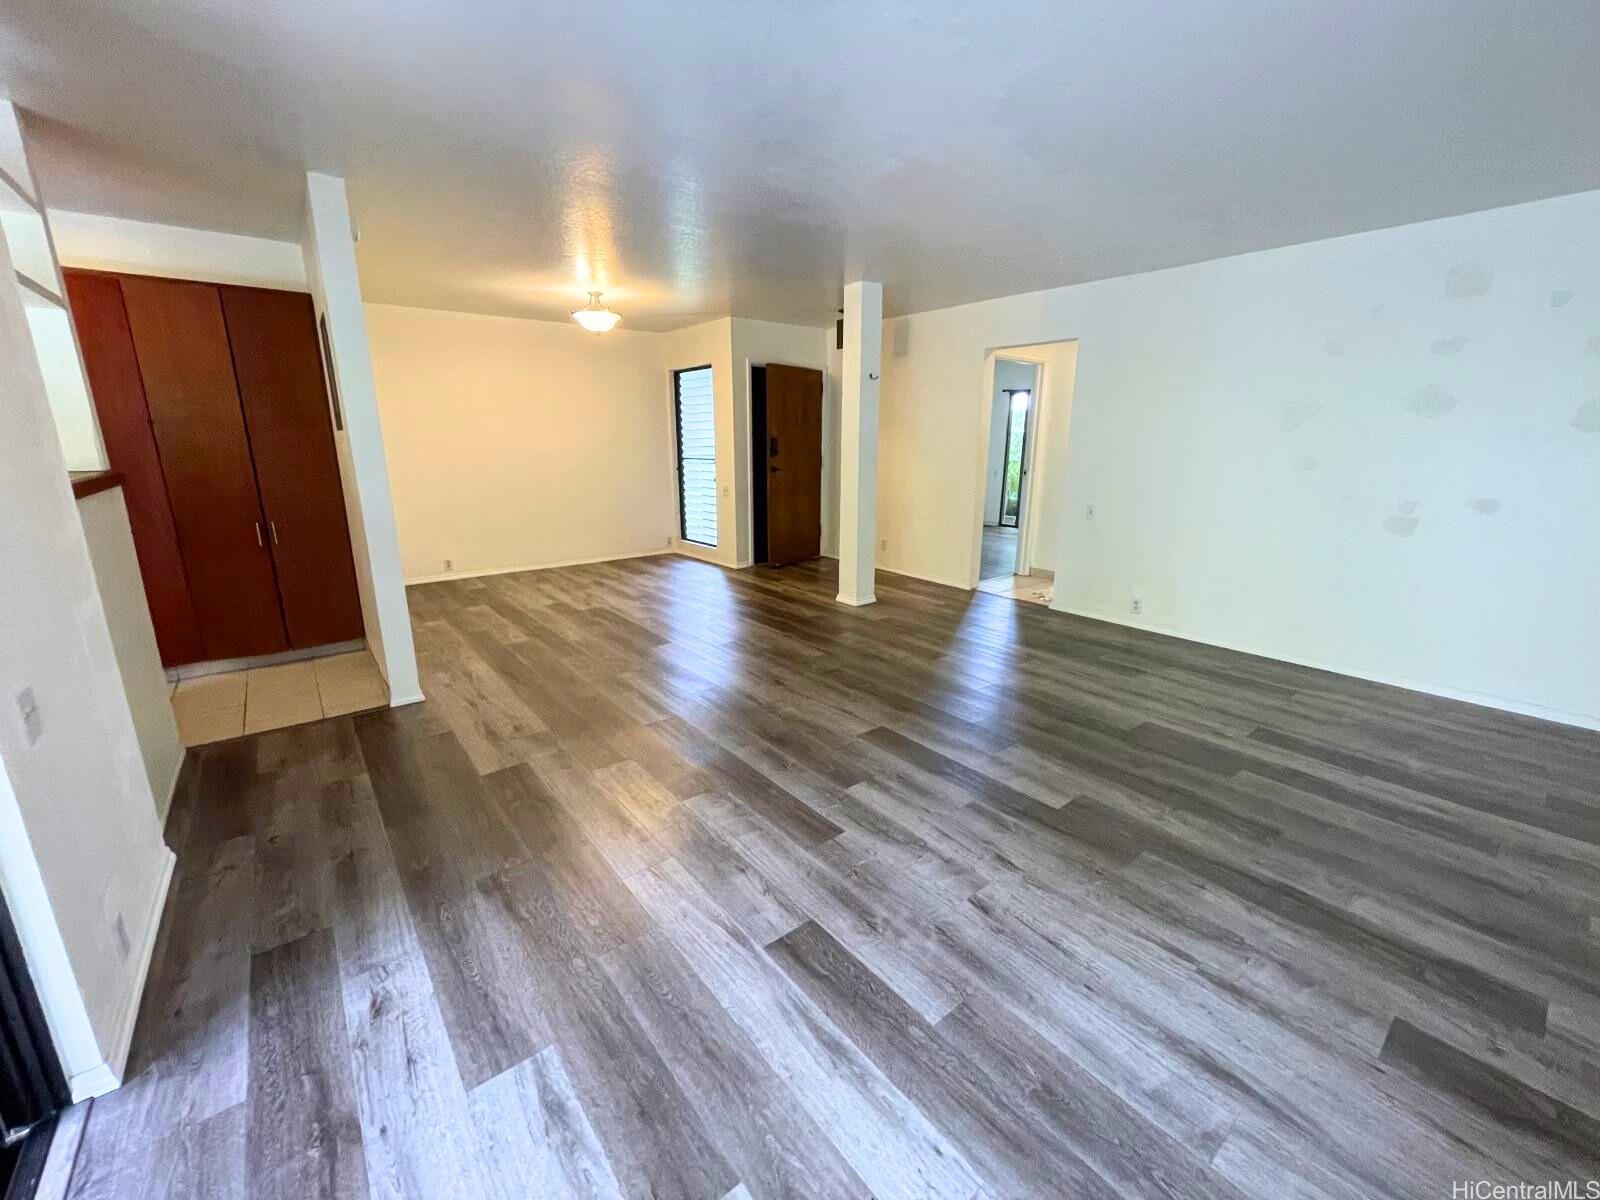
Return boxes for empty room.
[0,3,1597,1199]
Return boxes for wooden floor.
[980,524,1017,581]
[61,555,1600,1199]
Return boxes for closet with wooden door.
[64,269,364,667]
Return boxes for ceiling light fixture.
[571,290,621,333]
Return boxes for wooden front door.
[763,364,823,566]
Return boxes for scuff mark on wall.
[1402,383,1457,418]
[1468,497,1501,515]
[1280,400,1321,432]
[1430,336,1468,355]
[1382,513,1419,537]
[1444,259,1494,297]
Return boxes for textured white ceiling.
[4,0,1598,330]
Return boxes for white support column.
[301,173,422,704]
[837,280,883,606]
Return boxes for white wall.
[1025,341,1078,576]
[731,318,833,564]
[25,291,102,471]
[368,303,676,580]
[50,209,307,289]
[77,486,184,824]
[0,223,174,1100]
[303,173,421,704]
[879,188,1600,727]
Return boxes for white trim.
[968,345,1071,589]
[835,592,877,607]
[0,773,102,1098]
[405,546,670,585]
[388,691,426,707]
[1050,601,1600,733]
[68,1061,120,1103]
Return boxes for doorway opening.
[968,342,1079,606]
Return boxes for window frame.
[672,364,718,548]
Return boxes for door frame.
[966,347,1058,589]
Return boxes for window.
[673,365,717,546]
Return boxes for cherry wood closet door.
[118,275,290,660]
[63,270,207,666]
[220,285,363,648]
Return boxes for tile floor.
[169,649,389,746]
[975,572,1054,605]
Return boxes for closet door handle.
[269,521,279,545]
[255,521,264,547]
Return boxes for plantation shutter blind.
[675,366,718,546]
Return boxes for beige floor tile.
[178,704,244,747]
[243,686,324,735]
[173,671,247,716]
[320,679,389,718]
[313,650,376,684]
[246,660,318,701]
[976,573,1052,606]
[317,653,388,717]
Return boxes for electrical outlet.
[879,537,888,552]
[1131,597,1143,616]
[16,688,41,745]
[443,557,453,572]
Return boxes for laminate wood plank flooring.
[63,554,1600,1198]
[979,526,1017,582]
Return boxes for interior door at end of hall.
[764,363,824,565]
[118,274,290,660]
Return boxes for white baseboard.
[70,845,175,1101]
[406,546,669,585]
[69,1061,120,1103]
[388,691,426,707]
[1050,601,1600,733]
[836,592,877,607]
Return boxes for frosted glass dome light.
[572,291,621,333]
